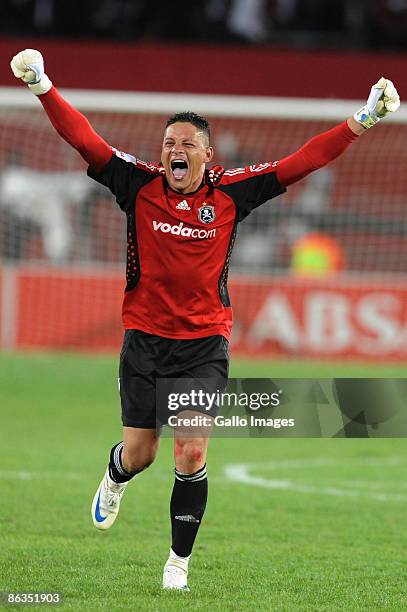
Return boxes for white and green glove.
[10,49,52,95]
[354,77,400,129]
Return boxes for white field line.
[238,456,405,470]
[335,479,407,490]
[0,470,81,480]
[224,457,407,502]
[0,469,226,485]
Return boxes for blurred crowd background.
[1,0,407,50]
[1,0,406,275]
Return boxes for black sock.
[170,464,208,558]
[108,442,139,483]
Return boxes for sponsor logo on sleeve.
[249,163,271,172]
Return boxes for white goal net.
[1,88,406,359]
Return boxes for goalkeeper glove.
[10,49,52,95]
[354,77,400,129]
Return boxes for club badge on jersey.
[198,205,215,224]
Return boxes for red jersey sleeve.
[276,121,359,187]
[217,163,286,221]
[88,150,165,212]
[214,120,357,220]
[37,87,112,171]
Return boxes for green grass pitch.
[0,352,406,611]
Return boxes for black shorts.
[119,330,230,428]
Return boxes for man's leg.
[160,335,229,589]
[163,430,211,591]
[91,427,160,530]
[92,329,160,530]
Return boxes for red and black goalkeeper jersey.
[38,87,358,340]
[36,87,359,341]
[88,153,285,340]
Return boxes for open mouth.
[171,159,189,180]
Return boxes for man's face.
[161,122,213,193]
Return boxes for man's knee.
[122,427,160,474]
[122,444,158,473]
[175,439,206,471]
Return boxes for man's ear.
[205,147,214,163]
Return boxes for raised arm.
[276,77,400,187]
[37,87,112,171]
[10,49,112,171]
[276,120,358,186]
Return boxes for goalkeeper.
[11,49,400,592]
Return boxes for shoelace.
[105,480,126,508]
[166,566,186,578]
[106,491,121,507]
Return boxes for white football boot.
[91,467,128,530]
[163,549,190,591]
